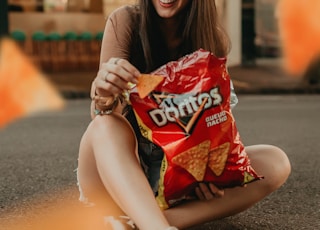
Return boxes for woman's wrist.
[93,95,119,115]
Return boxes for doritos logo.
[148,86,223,134]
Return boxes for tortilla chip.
[208,142,230,176]
[136,74,164,99]
[172,140,211,181]
[0,38,64,127]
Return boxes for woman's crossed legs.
[77,114,291,230]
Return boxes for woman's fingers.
[94,70,123,96]
[209,183,224,197]
[195,183,225,201]
[112,58,140,81]
[195,187,205,200]
[94,58,140,96]
[199,183,215,200]
[102,58,140,85]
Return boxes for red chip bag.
[130,49,263,209]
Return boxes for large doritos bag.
[130,49,262,209]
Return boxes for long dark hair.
[138,0,230,72]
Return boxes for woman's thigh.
[77,114,138,206]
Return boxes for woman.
[77,1,291,229]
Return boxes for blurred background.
[1,0,319,94]
[3,0,279,68]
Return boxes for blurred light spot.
[277,0,320,76]
[0,38,65,127]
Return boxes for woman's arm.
[90,6,140,118]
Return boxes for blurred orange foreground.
[0,38,64,127]
[277,0,320,75]
[2,189,120,230]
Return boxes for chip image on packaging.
[208,142,230,176]
[172,140,211,181]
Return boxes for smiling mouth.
[160,0,177,5]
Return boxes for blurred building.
[8,0,136,72]
[216,0,242,66]
[255,0,280,58]
[7,0,280,71]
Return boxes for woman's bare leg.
[78,115,291,230]
[77,114,171,230]
[164,145,291,229]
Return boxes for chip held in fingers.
[136,74,164,98]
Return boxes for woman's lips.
[159,0,177,7]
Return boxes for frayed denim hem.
[75,167,95,207]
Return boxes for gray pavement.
[1,95,320,229]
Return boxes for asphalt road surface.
[1,95,319,230]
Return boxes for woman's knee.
[88,114,134,139]
[87,114,138,158]
[89,114,119,134]
[269,145,291,180]
[248,145,291,192]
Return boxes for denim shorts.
[137,136,163,195]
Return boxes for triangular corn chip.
[136,74,164,98]
[208,142,230,176]
[172,140,211,181]
[0,38,64,127]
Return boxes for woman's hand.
[92,57,140,97]
[195,183,224,201]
